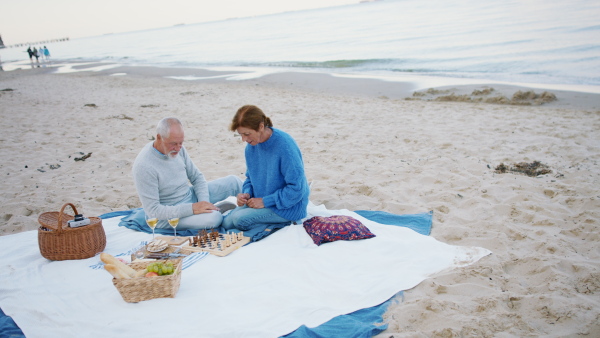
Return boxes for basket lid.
[38,203,100,232]
[38,211,72,230]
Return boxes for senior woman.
[222,105,310,233]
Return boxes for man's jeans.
[165,175,242,230]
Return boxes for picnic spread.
[0,201,491,337]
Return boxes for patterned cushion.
[303,215,376,246]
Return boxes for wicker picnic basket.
[38,203,106,261]
[112,259,183,303]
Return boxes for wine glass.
[145,212,158,241]
[134,248,145,261]
[168,217,179,238]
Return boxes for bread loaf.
[104,264,131,279]
[100,252,137,278]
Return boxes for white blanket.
[0,203,490,337]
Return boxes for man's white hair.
[156,117,183,138]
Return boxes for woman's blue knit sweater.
[243,128,309,221]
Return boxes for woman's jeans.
[221,205,291,231]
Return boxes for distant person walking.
[43,46,51,61]
[32,47,40,63]
[26,47,34,62]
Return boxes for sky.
[0,0,358,45]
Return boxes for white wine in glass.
[168,217,179,237]
[145,214,158,240]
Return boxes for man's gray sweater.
[132,142,209,220]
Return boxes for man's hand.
[247,198,264,209]
[236,193,251,206]
[192,201,218,214]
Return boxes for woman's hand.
[192,201,218,214]
[247,198,264,209]
[237,193,251,206]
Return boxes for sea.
[1,0,599,92]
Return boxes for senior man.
[133,117,241,230]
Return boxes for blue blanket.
[0,209,432,338]
[355,210,432,236]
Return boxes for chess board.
[181,230,250,257]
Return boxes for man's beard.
[168,151,178,159]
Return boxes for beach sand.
[1,65,599,336]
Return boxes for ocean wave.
[572,24,600,32]
[262,59,393,69]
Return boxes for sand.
[0,64,599,337]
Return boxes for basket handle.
[57,203,79,233]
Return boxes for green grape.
[143,261,177,276]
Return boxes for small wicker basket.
[112,259,183,303]
[38,203,106,261]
